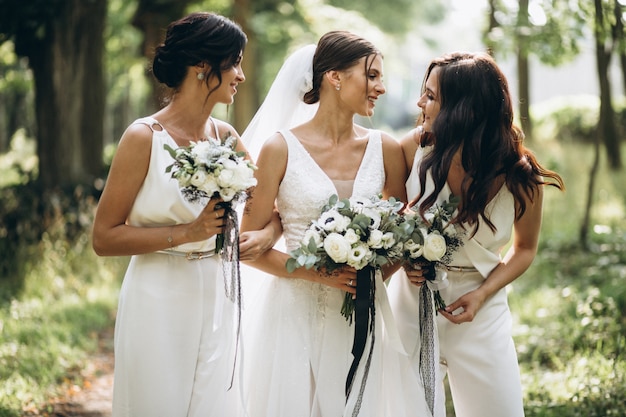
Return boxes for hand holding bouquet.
[164,133,257,253]
[403,195,464,310]
[286,194,407,321]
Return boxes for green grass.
[509,140,626,416]
[0,140,625,416]
[0,222,127,417]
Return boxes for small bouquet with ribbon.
[404,195,464,416]
[164,133,257,390]
[286,194,408,411]
[164,133,257,254]
[403,195,464,310]
[285,194,407,321]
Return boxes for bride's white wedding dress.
[237,129,430,417]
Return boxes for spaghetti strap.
[133,116,163,132]
[209,117,220,140]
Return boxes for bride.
[236,32,433,417]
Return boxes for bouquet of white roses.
[164,134,257,204]
[403,195,464,310]
[286,194,410,408]
[164,133,257,254]
[286,194,407,321]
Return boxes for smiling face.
[207,53,246,104]
[417,66,441,133]
[339,54,386,117]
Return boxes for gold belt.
[156,249,216,260]
[441,265,477,272]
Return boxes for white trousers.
[437,270,524,417]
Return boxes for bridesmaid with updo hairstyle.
[92,12,280,417]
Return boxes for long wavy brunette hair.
[414,52,564,233]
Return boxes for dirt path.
[35,332,114,417]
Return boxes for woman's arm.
[240,133,356,294]
[399,127,421,176]
[212,120,285,261]
[92,124,225,256]
[381,132,408,203]
[440,186,544,323]
[239,208,282,261]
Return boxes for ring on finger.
[349,279,353,286]
[215,212,219,218]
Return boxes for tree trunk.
[484,0,499,56]
[233,0,258,133]
[28,0,106,189]
[517,48,532,140]
[594,0,622,170]
[582,0,623,245]
[621,51,626,97]
[132,0,194,112]
[517,0,532,140]
[580,124,601,247]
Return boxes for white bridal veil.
[241,44,319,160]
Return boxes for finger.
[440,309,462,324]
[343,284,356,295]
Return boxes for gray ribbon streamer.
[419,284,436,416]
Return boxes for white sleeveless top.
[127,116,220,253]
[277,128,385,253]
[407,144,516,277]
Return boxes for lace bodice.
[277,129,385,252]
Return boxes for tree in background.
[0,0,107,189]
[484,0,584,141]
[0,0,443,190]
[589,0,622,170]
[132,0,196,112]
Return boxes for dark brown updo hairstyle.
[414,52,564,233]
[303,30,380,104]
[152,12,246,95]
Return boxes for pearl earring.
[197,72,205,80]
[336,83,341,91]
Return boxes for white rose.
[198,175,219,195]
[344,228,360,244]
[175,170,192,187]
[367,229,384,249]
[423,232,447,262]
[424,211,435,223]
[323,233,351,263]
[217,166,236,188]
[190,169,208,188]
[219,187,238,202]
[233,162,257,189]
[347,243,372,270]
[303,229,323,248]
[381,232,396,249]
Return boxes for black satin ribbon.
[220,204,242,390]
[345,266,376,416]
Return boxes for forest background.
[0,0,625,416]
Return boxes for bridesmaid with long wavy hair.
[389,51,564,417]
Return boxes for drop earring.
[197,72,205,80]
[335,83,341,91]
